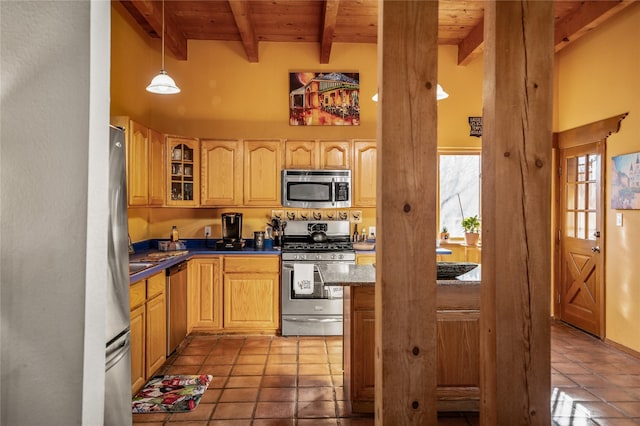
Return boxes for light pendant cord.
[161,0,165,71]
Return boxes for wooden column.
[481,1,553,424]
[376,1,439,424]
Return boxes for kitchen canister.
[254,231,265,249]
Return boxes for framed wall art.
[611,151,640,209]
[289,72,360,126]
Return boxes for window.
[438,152,481,239]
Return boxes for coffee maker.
[216,212,243,250]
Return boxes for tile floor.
[132,322,640,425]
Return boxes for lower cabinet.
[344,283,481,413]
[187,255,281,334]
[187,257,222,332]
[130,271,166,393]
[223,256,280,332]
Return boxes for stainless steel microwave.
[281,169,351,208]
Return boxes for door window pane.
[439,153,481,239]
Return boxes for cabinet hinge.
[558,166,562,177]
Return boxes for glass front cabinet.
[166,136,200,207]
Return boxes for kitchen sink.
[129,262,156,275]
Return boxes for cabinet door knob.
[591,246,601,253]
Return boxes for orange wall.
[556,3,640,352]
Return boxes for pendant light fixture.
[371,84,448,102]
[146,0,180,95]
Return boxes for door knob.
[593,231,601,238]
[591,246,601,253]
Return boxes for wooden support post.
[376,1,439,424]
[481,1,553,424]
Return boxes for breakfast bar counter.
[318,264,481,413]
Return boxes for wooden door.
[147,128,165,206]
[130,303,146,393]
[285,140,318,168]
[559,143,604,337]
[188,257,222,330]
[353,140,377,206]
[244,140,282,206]
[146,292,166,377]
[127,120,149,206]
[201,140,243,206]
[223,272,279,329]
[319,140,351,169]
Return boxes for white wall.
[0,1,109,424]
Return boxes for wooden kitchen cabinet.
[129,272,166,393]
[222,256,280,332]
[129,300,146,393]
[147,128,166,206]
[344,282,481,412]
[244,140,282,206]
[344,286,376,412]
[353,140,377,207]
[200,140,243,206]
[319,140,351,169]
[111,117,165,207]
[284,140,319,168]
[167,136,200,207]
[187,257,223,332]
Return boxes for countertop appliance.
[281,169,351,209]
[281,220,355,336]
[105,126,132,425]
[217,212,243,250]
[167,261,188,355]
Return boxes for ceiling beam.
[320,0,340,64]
[457,20,484,66]
[228,0,259,63]
[554,0,635,52]
[122,0,187,61]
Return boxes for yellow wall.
[111,2,483,243]
[556,2,640,352]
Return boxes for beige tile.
[298,363,331,375]
[259,387,296,402]
[261,375,297,388]
[297,400,337,418]
[219,387,259,402]
[211,402,255,419]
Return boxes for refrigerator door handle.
[106,333,130,372]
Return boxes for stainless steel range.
[281,220,355,336]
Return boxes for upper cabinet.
[319,140,351,169]
[111,116,165,207]
[353,140,377,207]
[284,140,319,169]
[244,140,282,206]
[147,128,165,206]
[201,140,243,206]
[167,136,200,207]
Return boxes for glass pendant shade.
[372,84,448,102]
[146,70,180,94]
[146,0,180,95]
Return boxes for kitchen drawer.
[130,281,146,310]
[146,272,165,298]
[223,256,280,273]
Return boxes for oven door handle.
[283,317,342,323]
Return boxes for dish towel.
[293,263,315,295]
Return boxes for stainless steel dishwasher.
[166,261,188,355]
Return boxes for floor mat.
[132,374,212,413]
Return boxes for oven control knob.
[331,254,336,260]
[338,254,343,260]
[315,254,321,260]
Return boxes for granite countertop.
[317,263,481,287]
[128,239,281,283]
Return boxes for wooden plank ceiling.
[120,0,635,65]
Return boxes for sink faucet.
[128,234,135,254]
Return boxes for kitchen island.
[318,264,481,413]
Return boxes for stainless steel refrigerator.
[104,125,132,425]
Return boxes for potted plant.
[461,215,480,246]
[439,226,450,242]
